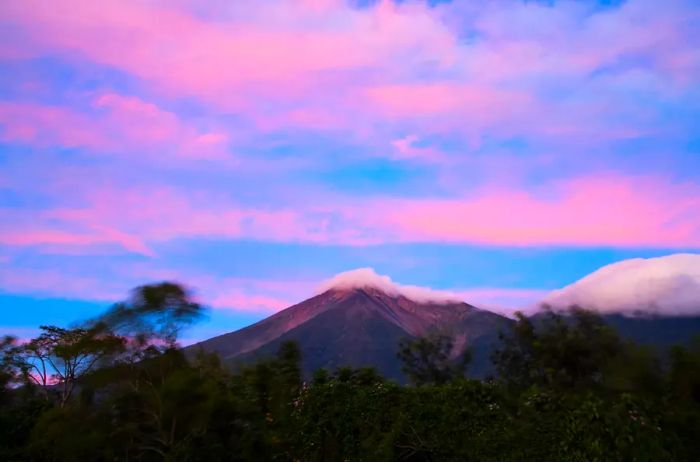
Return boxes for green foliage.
[1,335,20,397]
[661,341,700,460]
[2,288,700,461]
[491,312,537,389]
[493,307,626,392]
[397,332,471,386]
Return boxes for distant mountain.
[601,313,700,347]
[190,271,512,381]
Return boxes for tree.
[96,282,203,351]
[17,325,124,406]
[491,312,537,390]
[397,332,471,386]
[0,335,22,398]
[492,307,625,392]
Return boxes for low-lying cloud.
[542,254,700,316]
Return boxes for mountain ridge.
[190,286,512,381]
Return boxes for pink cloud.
[0,0,694,154]
[209,292,292,313]
[366,83,530,119]
[365,176,700,248]
[28,184,384,250]
[0,185,345,257]
[2,2,680,119]
[0,102,105,148]
[0,0,452,105]
[0,96,229,159]
[3,174,698,256]
[0,224,154,257]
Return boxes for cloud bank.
[542,254,700,316]
[317,268,463,304]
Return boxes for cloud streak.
[0,96,229,159]
[1,174,698,257]
[365,176,700,248]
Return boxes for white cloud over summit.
[317,268,463,304]
[542,254,700,316]
[318,255,700,317]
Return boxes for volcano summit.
[191,269,512,381]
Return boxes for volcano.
[191,271,512,381]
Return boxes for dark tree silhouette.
[397,332,471,386]
[16,325,124,406]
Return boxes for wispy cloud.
[362,176,700,248]
[1,0,696,144]
[1,174,698,257]
[0,95,230,160]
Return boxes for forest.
[2,282,700,461]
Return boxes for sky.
[0,0,699,342]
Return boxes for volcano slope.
[191,286,512,381]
